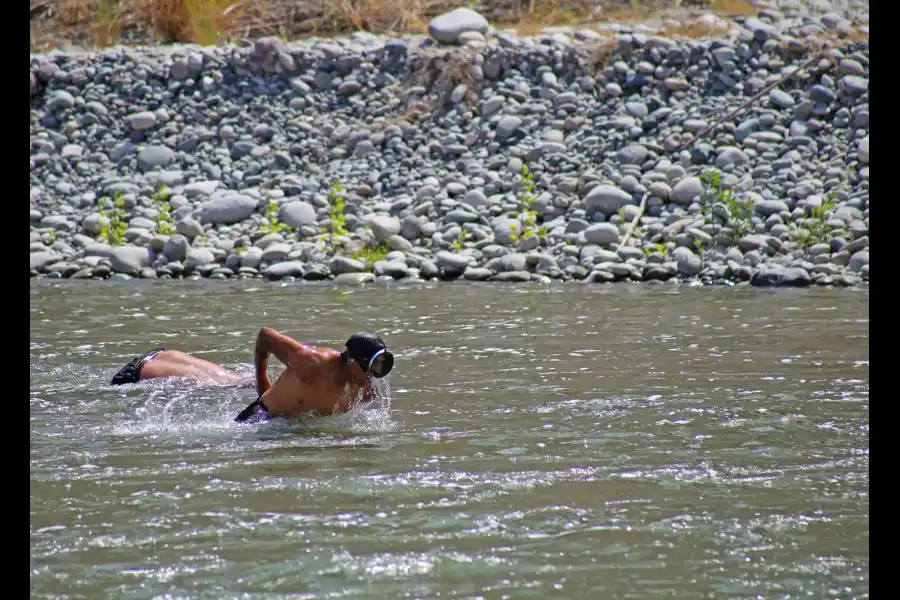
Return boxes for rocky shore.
[30,3,869,287]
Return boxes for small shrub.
[451,228,470,251]
[351,242,391,266]
[642,241,669,256]
[508,164,545,247]
[792,193,836,249]
[154,185,177,236]
[326,179,349,254]
[699,169,755,239]
[258,199,289,236]
[98,191,128,246]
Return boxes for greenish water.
[30,281,869,599]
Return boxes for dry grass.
[323,0,430,35]
[662,17,731,38]
[32,0,245,49]
[586,37,620,74]
[503,0,598,37]
[130,0,244,45]
[29,0,868,51]
[707,0,757,16]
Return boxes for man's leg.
[110,348,243,385]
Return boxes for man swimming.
[109,329,394,423]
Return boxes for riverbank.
[30,2,869,288]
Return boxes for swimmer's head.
[341,331,394,379]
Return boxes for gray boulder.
[583,185,632,215]
[428,8,489,44]
[109,246,151,274]
[196,194,258,224]
[279,201,317,228]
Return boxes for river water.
[30,280,869,599]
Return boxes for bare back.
[256,344,374,419]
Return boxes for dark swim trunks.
[234,398,272,424]
[110,347,167,386]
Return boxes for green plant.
[451,228,471,250]
[153,185,177,236]
[98,190,128,246]
[508,164,545,247]
[699,169,754,239]
[693,237,706,255]
[351,242,391,266]
[642,241,669,256]
[792,193,836,249]
[326,179,349,254]
[258,199,289,236]
[43,230,57,246]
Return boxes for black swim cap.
[341,331,394,378]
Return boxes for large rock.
[176,217,204,238]
[583,185,632,216]
[583,223,620,246]
[485,253,527,273]
[368,215,401,242]
[109,247,151,274]
[755,198,790,217]
[858,136,869,164]
[264,261,305,280]
[329,256,367,274]
[435,250,473,272]
[183,181,220,198]
[278,201,317,228]
[241,247,264,269]
[185,248,216,271]
[848,250,868,272]
[82,213,109,235]
[428,8,489,44]
[401,215,423,239]
[461,189,490,209]
[163,235,189,262]
[46,90,75,112]
[261,242,291,262]
[136,146,175,172]
[749,266,811,287]
[673,247,702,276]
[496,116,523,139]
[30,251,62,272]
[128,111,158,131]
[616,144,648,164]
[335,272,376,285]
[714,147,749,169]
[196,194,258,224]
[84,243,113,258]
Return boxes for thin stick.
[674,50,826,152]
[619,45,830,247]
[620,191,649,248]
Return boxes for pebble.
[26,6,870,289]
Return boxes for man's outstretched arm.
[253,328,322,396]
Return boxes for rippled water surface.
[30,280,869,599]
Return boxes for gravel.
[29,3,869,288]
